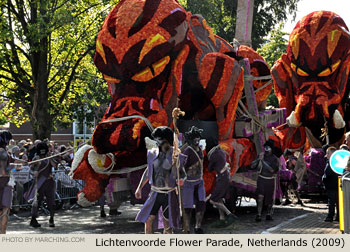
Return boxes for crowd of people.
[281,132,350,223]
[7,138,74,166]
[1,128,350,234]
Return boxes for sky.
[283,0,350,34]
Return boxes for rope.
[186,146,204,180]
[151,185,176,194]
[207,145,220,160]
[10,142,85,166]
[243,74,272,81]
[90,164,147,175]
[32,177,38,208]
[100,115,154,132]
[240,79,273,100]
[238,100,265,132]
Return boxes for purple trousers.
[136,190,180,230]
[182,179,205,209]
[256,176,275,205]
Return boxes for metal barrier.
[342,172,350,234]
[11,168,83,209]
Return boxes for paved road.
[6,198,340,234]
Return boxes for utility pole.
[235,0,255,47]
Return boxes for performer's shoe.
[282,199,292,205]
[296,200,304,206]
[324,216,333,222]
[224,213,236,226]
[109,209,122,216]
[266,215,273,221]
[100,210,106,218]
[194,228,204,234]
[255,215,262,222]
[49,217,55,228]
[211,219,227,228]
[30,217,41,228]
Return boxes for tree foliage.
[182,0,299,49]
[257,23,289,108]
[0,0,299,138]
[0,0,115,139]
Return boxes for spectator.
[10,146,20,159]
[346,156,350,173]
[345,132,350,149]
[27,140,41,161]
[322,146,339,222]
[19,148,28,161]
[7,139,16,151]
[18,140,27,149]
[340,144,349,151]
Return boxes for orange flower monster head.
[93,0,190,155]
[272,11,350,145]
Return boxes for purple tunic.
[0,154,13,209]
[24,160,54,202]
[208,147,230,202]
[135,148,187,229]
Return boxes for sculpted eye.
[131,67,153,82]
[132,56,170,82]
[103,74,120,84]
[291,63,309,77]
[318,59,341,77]
[152,56,170,77]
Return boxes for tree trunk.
[29,1,51,141]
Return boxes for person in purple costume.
[0,130,15,234]
[135,126,186,234]
[206,136,236,227]
[182,126,206,234]
[250,140,280,222]
[26,142,57,228]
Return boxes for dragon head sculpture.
[93,0,189,157]
[272,11,350,146]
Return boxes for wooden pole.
[172,107,188,233]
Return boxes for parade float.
[70,1,350,209]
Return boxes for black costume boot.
[225,213,236,226]
[109,209,122,216]
[183,209,192,233]
[49,209,55,227]
[100,209,106,218]
[194,211,205,234]
[282,199,292,205]
[49,217,55,227]
[266,205,273,221]
[30,217,41,228]
[256,195,264,222]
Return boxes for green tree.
[181,0,299,49]
[257,23,289,108]
[0,0,116,139]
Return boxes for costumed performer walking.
[135,126,187,234]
